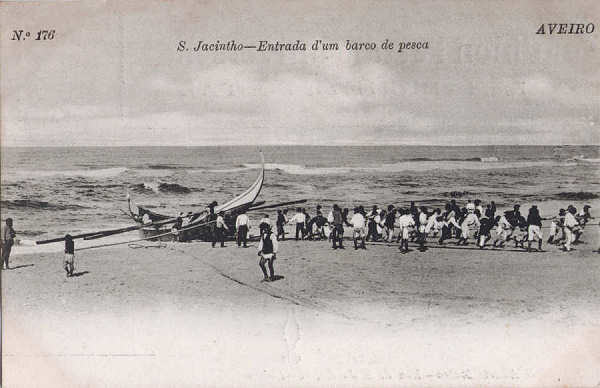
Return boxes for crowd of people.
[235,200,595,254]
[242,200,595,281]
[0,200,596,281]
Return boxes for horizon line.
[1,144,599,148]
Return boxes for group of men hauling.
[1,199,594,282]
[270,200,594,253]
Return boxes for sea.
[1,145,599,252]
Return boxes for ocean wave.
[402,156,500,162]
[235,160,559,176]
[5,167,128,181]
[146,164,185,170]
[555,191,599,200]
[1,199,87,211]
[441,191,476,198]
[571,157,600,164]
[130,182,195,194]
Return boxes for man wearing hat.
[212,210,228,248]
[258,224,278,282]
[526,205,543,252]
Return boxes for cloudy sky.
[1,0,598,146]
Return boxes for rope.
[76,219,216,252]
[128,242,167,249]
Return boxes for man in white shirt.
[457,209,480,245]
[350,207,366,250]
[425,208,442,237]
[396,209,415,253]
[212,211,229,248]
[290,207,306,240]
[235,211,250,248]
[493,211,513,248]
[563,206,579,251]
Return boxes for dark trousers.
[332,224,344,248]
[277,223,285,240]
[237,225,248,247]
[366,221,377,241]
[295,223,305,240]
[2,243,12,268]
[212,227,225,247]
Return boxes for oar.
[35,218,179,245]
[247,199,308,212]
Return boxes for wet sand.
[2,231,600,387]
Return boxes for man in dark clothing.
[207,201,218,244]
[276,209,286,241]
[366,206,379,242]
[527,205,543,252]
[2,218,16,270]
[331,204,344,249]
[258,225,278,282]
[64,234,75,277]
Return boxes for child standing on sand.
[258,225,278,282]
[64,234,75,277]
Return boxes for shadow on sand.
[9,264,35,270]
[70,271,89,277]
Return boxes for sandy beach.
[2,229,600,387]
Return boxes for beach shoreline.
[3,230,599,387]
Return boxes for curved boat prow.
[216,151,265,213]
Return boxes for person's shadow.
[10,264,34,270]
[70,271,89,277]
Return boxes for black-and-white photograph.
[1,1,599,386]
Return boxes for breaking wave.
[555,191,599,200]
[234,159,560,176]
[1,199,88,211]
[5,167,128,181]
[130,182,194,194]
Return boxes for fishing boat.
[127,152,266,242]
[35,152,306,247]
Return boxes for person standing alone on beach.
[258,225,278,282]
[2,218,16,270]
[235,211,250,248]
[64,234,75,277]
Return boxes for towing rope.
[76,220,217,252]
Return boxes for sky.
[1,0,599,146]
